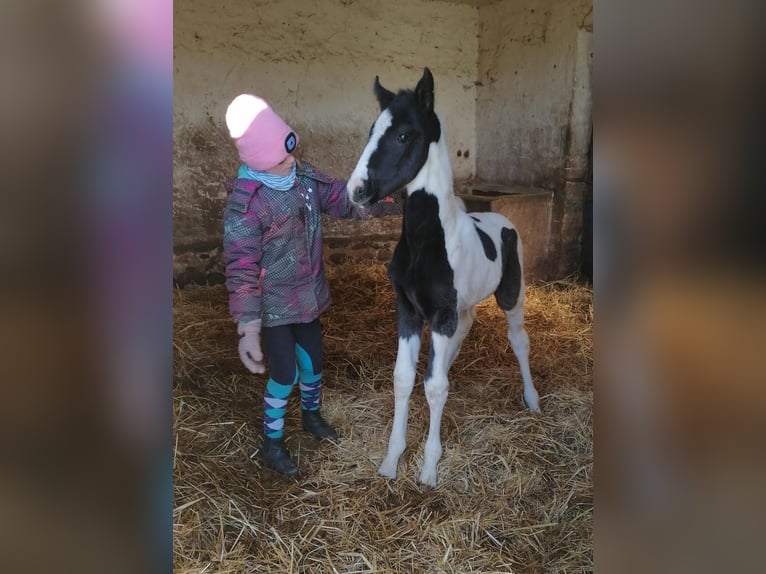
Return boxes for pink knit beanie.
[225,94,299,170]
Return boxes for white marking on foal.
[420,332,462,487]
[406,117,452,199]
[505,301,541,413]
[378,335,420,479]
[346,109,393,199]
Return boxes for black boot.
[302,410,339,440]
[260,436,299,478]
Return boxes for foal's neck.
[405,132,461,231]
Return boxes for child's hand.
[237,320,265,374]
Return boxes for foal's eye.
[396,132,411,144]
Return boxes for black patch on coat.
[470,215,480,222]
[388,190,458,338]
[474,224,497,261]
[393,284,424,340]
[494,227,522,310]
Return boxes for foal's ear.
[374,76,395,110]
[415,67,434,113]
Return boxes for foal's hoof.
[418,468,438,487]
[524,391,542,414]
[378,458,398,479]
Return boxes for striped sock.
[263,371,298,439]
[296,343,321,412]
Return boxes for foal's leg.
[420,310,468,487]
[495,227,541,413]
[505,297,541,413]
[447,308,475,370]
[378,297,422,479]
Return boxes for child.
[223,94,397,478]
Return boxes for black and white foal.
[347,68,541,487]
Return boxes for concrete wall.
[476,0,593,188]
[174,0,479,255]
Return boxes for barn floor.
[173,261,593,573]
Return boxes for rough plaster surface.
[174,0,479,251]
[566,27,593,181]
[476,0,593,188]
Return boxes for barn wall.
[173,0,594,284]
[476,0,592,188]
[473,0,593,279]
[174,0,480,261]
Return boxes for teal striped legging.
[261,318,323,439]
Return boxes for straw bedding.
[174,260,592,573]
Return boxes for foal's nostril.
[347,178,363,197]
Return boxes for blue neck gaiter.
[238,162,297,191]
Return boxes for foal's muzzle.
[349,180,377,207]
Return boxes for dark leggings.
[261,318,323,386]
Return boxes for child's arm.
[320,178,401,219]
[311,165,401,220]
[223,204,263,324]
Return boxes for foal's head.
[347,67,442,207]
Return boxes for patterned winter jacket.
[223,161,396,327]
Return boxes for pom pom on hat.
[225,94,300,170]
